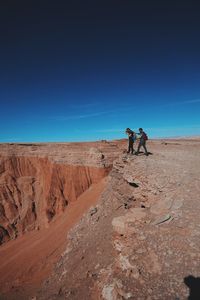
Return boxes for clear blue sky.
[0,0,200,142]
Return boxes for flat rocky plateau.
[0,139,200,300]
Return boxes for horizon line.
[1,134,200,144]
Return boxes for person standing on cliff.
[135,128,148,156]
[125,128,136,154]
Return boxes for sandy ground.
[1,138,200,299]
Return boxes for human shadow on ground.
[135,151,153,156]
[184,275,200,300]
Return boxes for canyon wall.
[0,155,110,244]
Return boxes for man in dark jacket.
[125,128,136,154]
[135,128,148,156]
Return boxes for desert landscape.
[0,138,200,299]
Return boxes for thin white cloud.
[50,99,200,122]
[182,99,200,104]
[0,138,23,142]
[146,124,200,131]
[88,128,124,133]
[69,102,101,109]
[164,98,200,107]
[53,111,110,121]
[52,105,136,121]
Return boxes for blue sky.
[0,1,200,142]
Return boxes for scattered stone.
[129,182,139,188]
[112,216,130,235]
[172,199,184,210]
[128,196,136,201]
[91,273,98,279]
[102,279,133,300]
[118,254,140,279]
[112,208,146,235]
[140,200,150,208]
[102,282,118,300]
[136,248,146,254]
[124,202,132,209]
[152,214,173,225]
[90,207,98,216]
[95,263,100,269]
[150,198,174,215]
[61,270,67,277]
[122,173,140,187]
[138,234,146,240]
[113,239,124,252]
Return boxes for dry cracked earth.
[0,138,200,300]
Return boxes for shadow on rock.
[128,182,139,188]
[184,275,200,300]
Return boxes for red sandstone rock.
[0,155,112,244]
[0,141,121,244]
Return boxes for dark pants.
[127,139,134,154]
[137,140,148,155]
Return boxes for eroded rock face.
[0,156,109,244]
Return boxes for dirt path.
[0,177,108,299]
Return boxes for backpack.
[143,132,148,140]
[132,134,136,142]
